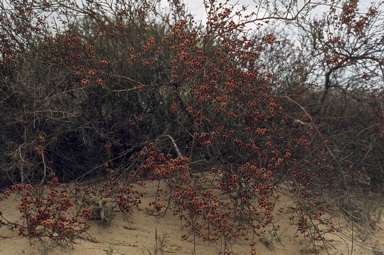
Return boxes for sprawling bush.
[1,0,383,253]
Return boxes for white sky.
[160,0,255,23]
[161,0,384,24]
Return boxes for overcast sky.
[160,0,383,24]
[157,0,324,33]
[160,0,255,23]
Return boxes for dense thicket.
[1,0,383,251]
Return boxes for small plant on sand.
[10,173,89,245]
[154,228,170,255]
[77,167,143,226]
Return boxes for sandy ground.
[1,180,384,255]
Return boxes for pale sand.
[1,180,383,255]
